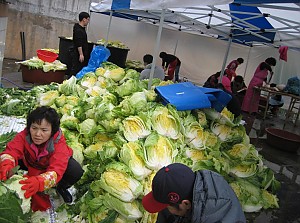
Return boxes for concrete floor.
[1,58,300,223]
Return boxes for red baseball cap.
[142,163,195,213]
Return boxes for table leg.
[263,92,271,120]
[293,99,300,126]
[283,97,295,129]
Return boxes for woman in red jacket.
[0,106,83,211]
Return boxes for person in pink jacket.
[241,57,277,114]
[225,58,244,81]
[0,106,83,211]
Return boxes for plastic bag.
[76,45,111,79]
[284,76,300,96]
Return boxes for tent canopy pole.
[148,9,166,90]
[105,11,113,47]
[219,35,232,83]
[243,44,252,78]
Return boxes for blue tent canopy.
[229,3,276,45]
[90,0,300,49]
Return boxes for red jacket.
[1,129,73,182]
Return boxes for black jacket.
[73,23,89,58]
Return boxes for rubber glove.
[0,159,14,181]
[20,176,45,198]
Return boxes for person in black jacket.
[159,52,181,82]
[70,12,90,76]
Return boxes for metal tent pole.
[219,35,232,83]
[105,11,113,47]
[148,9,165,90]
[243,44,252,78]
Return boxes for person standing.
[71,12,90,76]
[0,106,83,211]
[142,163,246,223]
[140,54,165,81]
[159,52,181,82]
[225,58,244,81]
[241,57,277,114]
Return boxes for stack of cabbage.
[3,62,280,222]
[17,56,67,72]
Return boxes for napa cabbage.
[95,162,143,202]
[0,175,31,220]
[38,90,59,106]
[121,115,151,142]
[103,193,143,221]
[151,105,182,139]
[119,141,152,180]
[78,72,98,89]
[143,132,176,170]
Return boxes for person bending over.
[142,163,246,223]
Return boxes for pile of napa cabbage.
[1,61,280,222]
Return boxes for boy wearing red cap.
[142,163,246,223]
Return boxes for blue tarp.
[155,82,232,111]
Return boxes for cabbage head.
[143,132,176,170]
[96,162,143,202]
[184,122,205,149]
[115,79,141,97]
[104,67,126,82]
[151,105,181,139]
[226,143,250,160]
[230,162,258,178]
[60,114,79,130]
[121,115,151,142]
[38,90,59,106]
[78,118,99,137]
[120,141,152,180]
[78,72,98,89]
[55,94,67,107]
[229,178,279,213]
[103,192,143,221]
[0,175,32,220]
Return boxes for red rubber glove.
[20,176,44,199]
[0,159,14,181]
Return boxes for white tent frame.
[90,1,299,87]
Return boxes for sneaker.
[56,187,72,203]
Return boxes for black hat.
[142,163,195,213]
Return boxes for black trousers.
[19,157,84,189]
[58,157,84,188]
[69,50,89,76]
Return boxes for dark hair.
[215,71,221,78]
[237,58,244,64]
[143,54,153,64]
[79,12,90,21]
[234,75,244,83]
[26,106,60,137]
[217,83,225,90]
[159,52,167,58]
[265,57,276,66]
